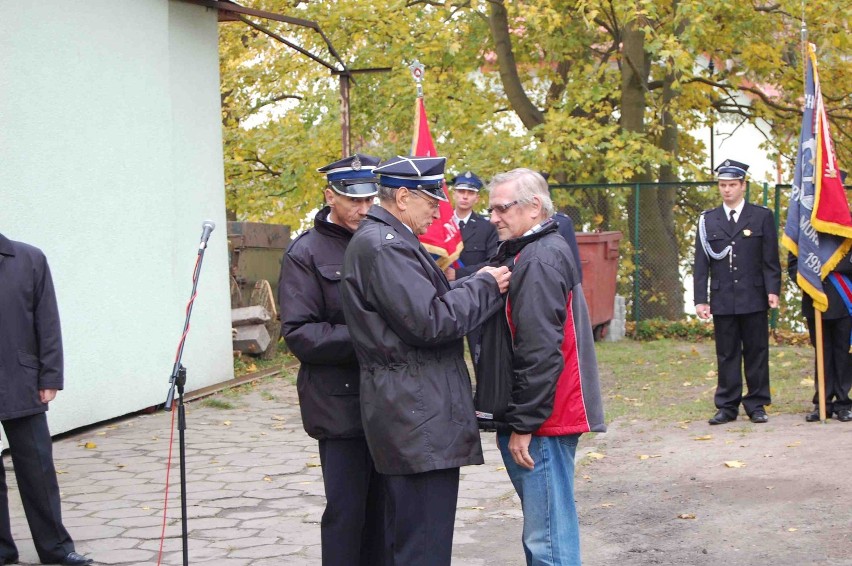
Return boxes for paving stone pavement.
[3,376,575,565]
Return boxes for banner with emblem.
[409,62,463,269]
[781,43,852,312]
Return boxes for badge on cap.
[352,156,362,171]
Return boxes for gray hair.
[487,168,554,216]
[377,185,399,203]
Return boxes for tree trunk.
[621,18,682,321]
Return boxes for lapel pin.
[743,229,752,237]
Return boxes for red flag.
[811,71,852,234]
[412,97,463,268]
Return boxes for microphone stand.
[164,224,213,566]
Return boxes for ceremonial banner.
[781,43,852,312]
[412,96,463,268]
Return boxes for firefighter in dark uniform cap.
[278,153,385,566]
[693,159,781,425]
[340,155,510,566]
[444,171,499,280]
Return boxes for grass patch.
[597,339,815,423]
[201,397,235,410]
[233,340,295,378]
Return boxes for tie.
[458,220,466,230]
[729,209,736,226]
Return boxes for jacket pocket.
[317,264,343,282]
[17,350,40,370]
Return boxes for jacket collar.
[314,206,355,240]
[494,218,558,262]
[366,205,422,248]
[0,233,14,257]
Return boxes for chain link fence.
[549,181,798,330]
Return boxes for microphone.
[199,220,216,250]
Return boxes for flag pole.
[815,310,828,422]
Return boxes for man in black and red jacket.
[474,168,605,566]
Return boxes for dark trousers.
[384,467,460,566]
[806,315,852,412]
[318,437,385,566]
[713,311,771,416]
[0,412,74,563]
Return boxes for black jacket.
[788,251,852,320]
[340,205,503,475]
[553,212,583,281]
[473,222,606,436]
[279,207,362,440]
[456,211,499,278]
[0,234,64,421]
[693,203,781,314]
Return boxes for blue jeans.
[497,433,581,566]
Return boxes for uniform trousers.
[0,412,74,563]
[383,467,460,566]
[712,310,771,416]
[318,437,385,566]
[806,315,852,412]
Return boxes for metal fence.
[549,181,792,328]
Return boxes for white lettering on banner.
[442,222,457,243]
[804,252,821,274]
[805,93,815,109]
[799,217,819,245]
[791,183,801,203]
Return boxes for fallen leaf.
[724,460,746,468]
[586,452,606,460]
[272,415,287,421]
[777,351,785,358]
[84,442,97,449]
[788,527,797,532]
[582,475,591,480]
[601,503,615,508]
[682,382,692,387]
[96,431,106,436]
[223,420,232,426]
[638,454,650,460]
[787,442,801,448]
[693,435,713,441]
[263,476,272,482]
[799,379,812,386]
[307,462,322,468]
[677,513,696,520]
[142,506,151,510]
[56,470,67,474]
[766,486,774,490]
[467,506,485,510]
[706,370,716,377]
[246,363,257,372]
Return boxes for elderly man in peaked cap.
[694,159,781,425]
[340,155,511,566]
[279,154,385,566]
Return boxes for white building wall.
[0,0,233,434]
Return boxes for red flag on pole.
[410,77,462,269]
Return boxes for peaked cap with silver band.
[317,153,380,197]
[374,155,448,202]
[715,159,749,180]
[450,171,484,192]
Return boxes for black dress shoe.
[708,410,737,425]
[836,409,852,422]
[749,409,769,423]
[57,552,93,566]
[805,409,823,422]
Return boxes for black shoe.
[0,555,19,565]
[749,409,769,423]
[708,410,737,425]
[836,409,852,422]
[56,552,93,566]
[805,409,823,422]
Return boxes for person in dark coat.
[0,234,93,566]
[552,211,583,281]
[788,251,852,422]
[693,159,781,425]
[444,171,498,280]
[340,155,510,566]
[474,168,605,565]
[278,154,385,566]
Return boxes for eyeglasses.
[486,200,520,214]
[411,190,440,210]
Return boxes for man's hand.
[508,432,535,470]
[480,266,511,294]
[696,303,711,320]
[768,293,779,309]
[40,389,58,404]
[444,266,456,281]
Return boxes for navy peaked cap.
[450,171,483,191]
[715,159,749,180]
[375,155,448,201]
[317,153,380,197]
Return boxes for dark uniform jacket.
[279,207,362,440]
[473,222,606,436]
[693,203,781,314]
[340,205,503,475]
[455,211,498,278]
[0,234,64,421]
[553,212,583,281]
